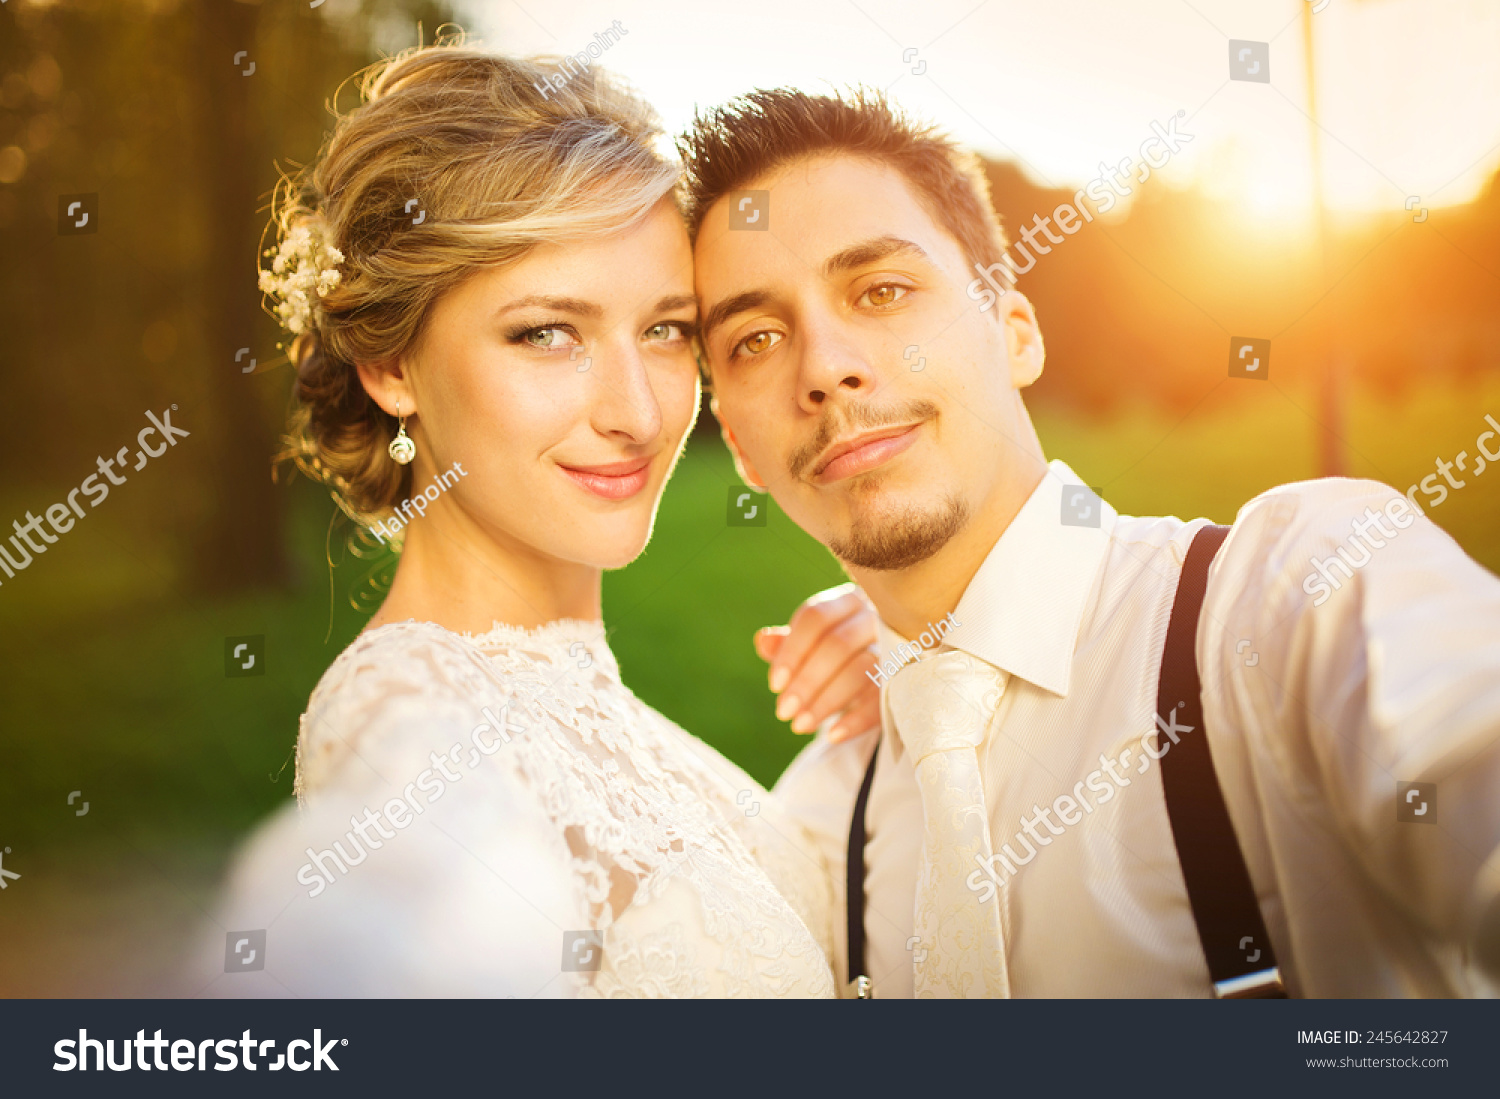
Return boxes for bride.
[198,40,882,998]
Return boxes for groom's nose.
[796,317,877,414]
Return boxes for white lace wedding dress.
[200,619,835,998]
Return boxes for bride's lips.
[557,456,653,500]
[812,423,922,484]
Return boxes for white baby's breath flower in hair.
[258,218,344,335]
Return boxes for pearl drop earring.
[388,400,416,465]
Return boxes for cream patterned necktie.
[886,650,1010,998]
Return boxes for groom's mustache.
[788,399,940,480]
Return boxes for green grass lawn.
[1,378,1496,992]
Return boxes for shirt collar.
[875,459,1114,700]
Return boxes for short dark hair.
[678,87,1010,278]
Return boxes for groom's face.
[695,154,1041,571]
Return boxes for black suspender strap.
[1158,523,1287,998]
[844,740,879,998]
[843,522,1283,999]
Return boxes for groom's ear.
[711,396,768,490]
[998,290,1045,390]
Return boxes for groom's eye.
[732,330,783,361]
[858,283,909,309]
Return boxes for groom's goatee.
[831,493,969,571]
[788,398,940,480]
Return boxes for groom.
[682,89,1500,997]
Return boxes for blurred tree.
[3,1,1495,584]
[0,0,456,594]
[981,157,1500,423]
[189,0,282,591]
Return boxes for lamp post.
[1302,0,1346,477]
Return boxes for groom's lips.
[811,423,922,484]
[558,457,653,500]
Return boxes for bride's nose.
[585,342,664,445]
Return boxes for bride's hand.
[754,582,881,745]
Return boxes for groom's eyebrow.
[822,235,929,276]
[701,289,771,344]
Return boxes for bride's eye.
[509,324,580,350]
[732,330,782,361]
[859,283,908,309]
[644,322,690,342]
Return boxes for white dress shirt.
[775,459,1500,997]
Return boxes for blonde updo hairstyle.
[268,36,680,526]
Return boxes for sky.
[444,0,1500,224]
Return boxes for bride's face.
[404,198,700,570]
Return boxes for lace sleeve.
[196,622,836,998]
[742,790,837,969]
[200,627,592,997]
[669,724,837,969]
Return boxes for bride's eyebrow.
[496,294,696,319]
[652,293,697,315]
[496,294,602,318]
